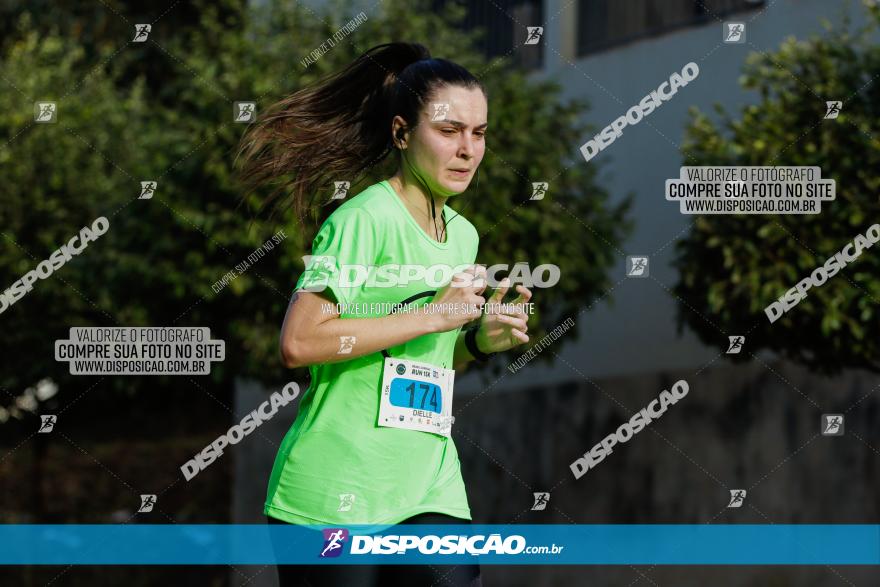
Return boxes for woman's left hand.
[474,278,533,354]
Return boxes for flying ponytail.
[234,42,485,226]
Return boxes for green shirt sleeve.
[295,207,378,309]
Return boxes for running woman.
[236,42,533,587]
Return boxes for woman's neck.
[388,174,448,241]
[389,173,448,213]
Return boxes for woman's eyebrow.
[440,120,489,129]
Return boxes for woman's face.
[396,84,488,197]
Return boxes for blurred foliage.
[674,1,880,374]
[0,0,630,412]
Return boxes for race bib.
[378,357,455,437]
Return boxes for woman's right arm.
[280,268,486,368]
[280,291,440,368]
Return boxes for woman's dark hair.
[234,42,486,226]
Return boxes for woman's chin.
[439,178,470,195]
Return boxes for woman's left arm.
[453,328,477,371]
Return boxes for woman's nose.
[458,134,475,158]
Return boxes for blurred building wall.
[457,0,867,394]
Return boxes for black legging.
[267,512,483,587]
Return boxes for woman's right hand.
[425,265,487,332]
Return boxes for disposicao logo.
[319,528,349,558]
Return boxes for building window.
[433,0,544,70]
[577,0,765,57]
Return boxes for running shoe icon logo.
[431,103,450,122]
[132,24,151,42]
[724,22,745,43]
[331,181,350,200]
[338,336,356,354]
[234,102,256,123]
[138,494,157,513]
[627,256,649,277]
[300,255,336,292]
[824,101,842,119]
[524,27,543,45]
[530,182,548,200]
[437,415,455,434]
[531,492,550,510]
[821,414,844,435]
[726,336,745,354]
[35,102,57,123]
[727,489,746,508]
[139,181,157,200]
[319,528,349,558]
[337,493,356,512]
[38,414,57,433]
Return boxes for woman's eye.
[441,128,486,138]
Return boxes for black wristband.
[465,326,495,363]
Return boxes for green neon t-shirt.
[264,179,480,527]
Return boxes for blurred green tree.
[0,0,630,419]
[673,2,880,374]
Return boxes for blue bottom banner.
[2,524,879,565]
